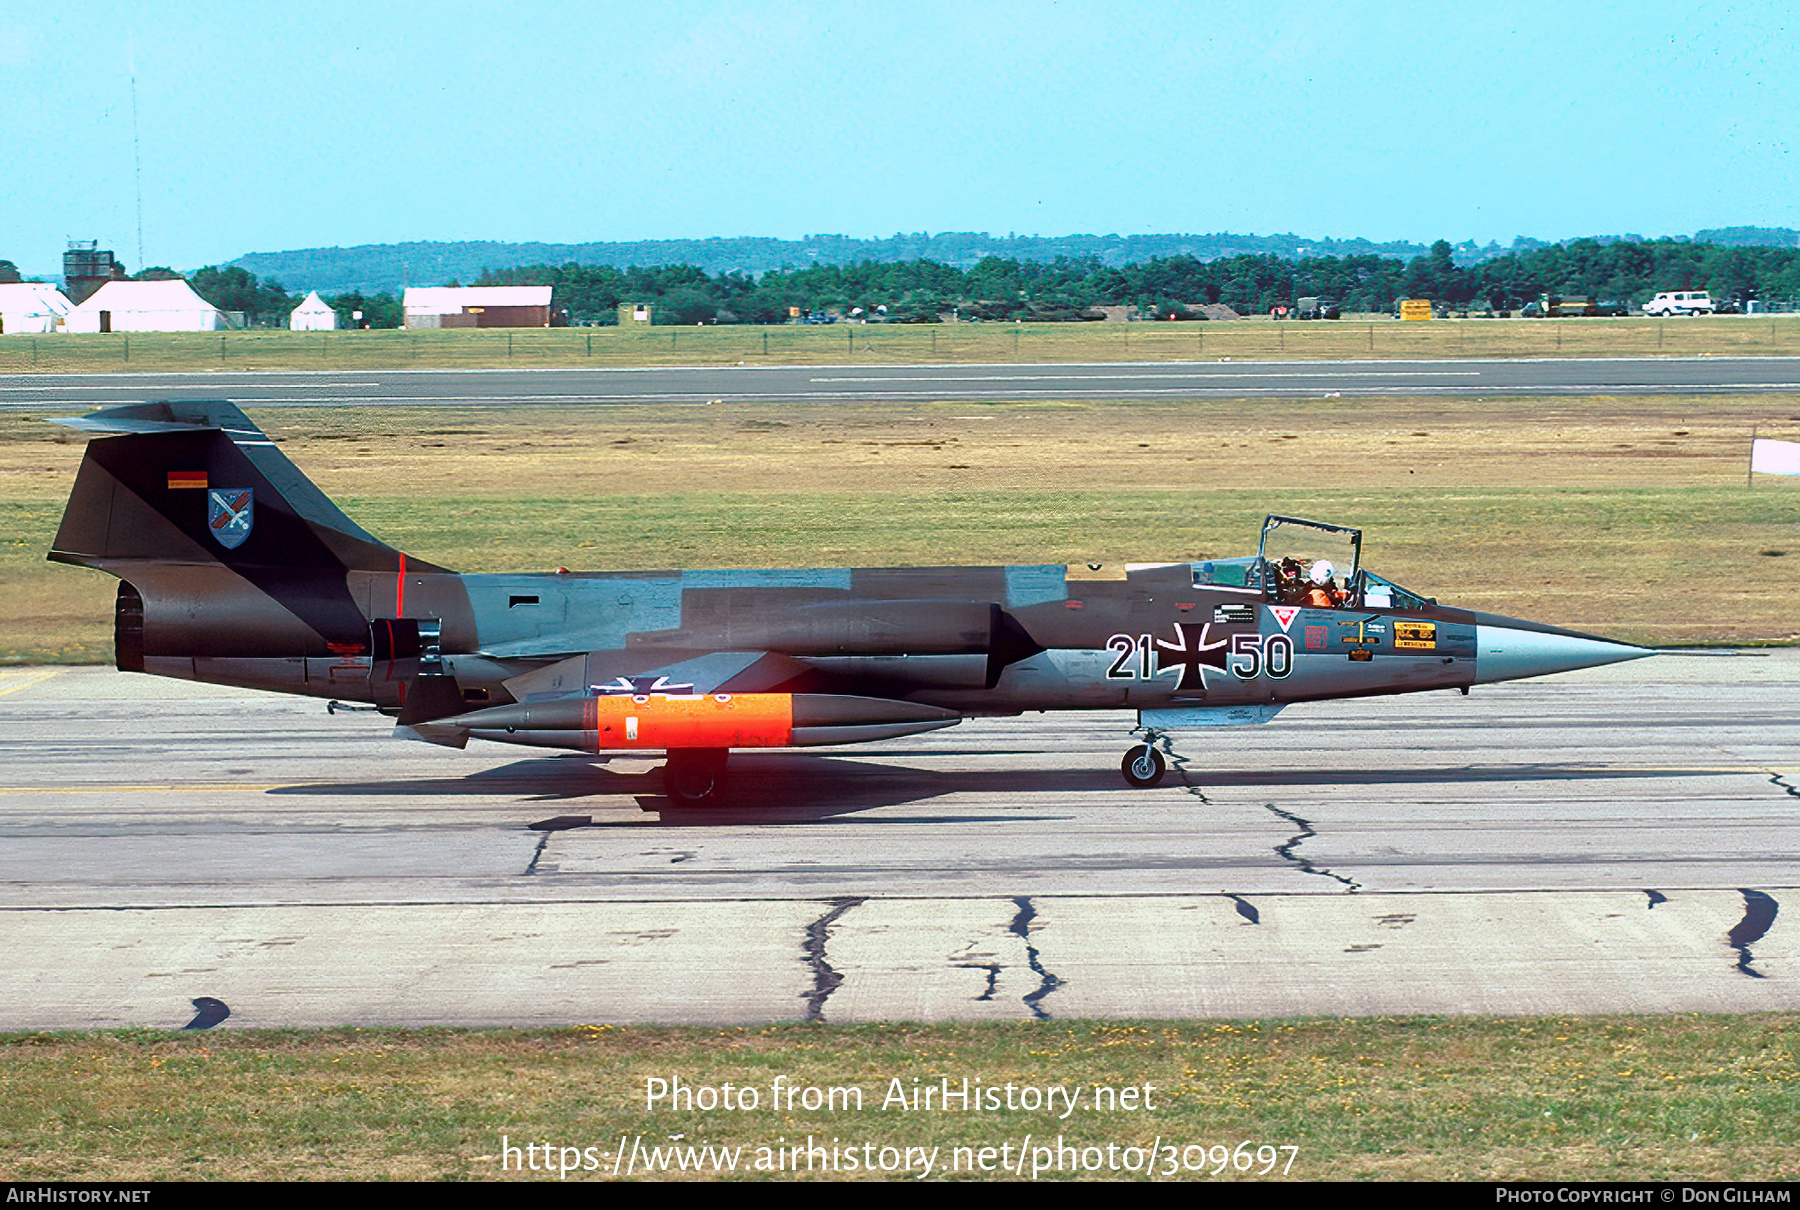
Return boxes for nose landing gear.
[1121,730,1169,788]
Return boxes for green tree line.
[479,238,1800,323]
[63,236,1800,329]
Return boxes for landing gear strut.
[663,748,730,805]
[1121,731,1168,788]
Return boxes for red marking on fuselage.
[396,552,406,616]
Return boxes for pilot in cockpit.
[1302,560,1348,608]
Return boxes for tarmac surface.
[0,654,1793,1028]
[7,356,1800,411]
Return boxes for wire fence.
[3,315,1799,374]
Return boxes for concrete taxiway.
[0,654,1793,1028]
[7,356,1800,412]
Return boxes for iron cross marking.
[1155,622,1229,690]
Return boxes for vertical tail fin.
[48,399,454,663]
[49,399,441,575]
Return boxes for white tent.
[0,282,75,335]
[289,290,339,331]
[65,280,223,333]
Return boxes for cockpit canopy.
[1258,515,1361,583]
[1188,515,1436,611]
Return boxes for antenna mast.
[130,73,144,269]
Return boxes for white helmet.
[1309,561,1335,585]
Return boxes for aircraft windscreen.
[1360,570,1436,610]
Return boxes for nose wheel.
[1121,736,1168,788]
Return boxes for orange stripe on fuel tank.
[587,693,794,753]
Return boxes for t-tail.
[47,400,466,703]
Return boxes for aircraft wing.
[500,649,817,702]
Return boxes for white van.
[1644,291,1715,317]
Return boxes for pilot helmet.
[1310,560,1335,585]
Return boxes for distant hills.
[228,232,1463,294]
[227,228,1800,295]
[1693,226,1800,248]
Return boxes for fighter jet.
[48,400,1653,804]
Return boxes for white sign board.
[1751,438,1800,476]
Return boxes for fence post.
[124,336,129,364]
[1368,323,1374,353]
[763,329,768,356]
[587,332,592,357]
[220,335,226,362]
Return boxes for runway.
[7,355,1800,411]
[0,654,1792,1027]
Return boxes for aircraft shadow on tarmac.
[264,753,1713,825]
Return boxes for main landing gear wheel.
[1121,744,1166,788]
[663,748,730,806]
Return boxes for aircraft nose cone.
[1473,623,1653,684]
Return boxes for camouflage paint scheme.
[48,401,1651,802]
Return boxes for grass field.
[5,394,1797,662]
[4,1017,1795,1181]
[4,314,1800,373]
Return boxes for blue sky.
[2,1,1794,276]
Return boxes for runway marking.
[811,371,1486,383]
[0,670,62,697]
[0,382,382,391]
[0,783,286,795]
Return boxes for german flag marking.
[167,470,208,490]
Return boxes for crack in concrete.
[956,963,1002,1001]
[1728,889,1780,979]
[1263,803,1361,891]
[1645,890,1668,910]
[523,831,551,876]
[1769,772,1800,801]
[801,897,866,1022]
[1009,897,1063,1020]
[1160,737,1211,804]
